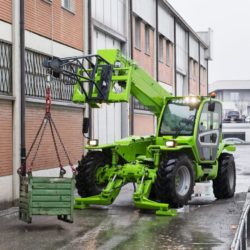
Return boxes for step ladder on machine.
[18,81,76,223]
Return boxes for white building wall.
[189,35,199,61]
[158,2,174,42]
[0,20,12,42]
[176,24,188,74]
[200,45,207,68]
[92,0,127,144]
[133,0,156,27]
[92,0,126,35]
[176,23,188,95]
[92,30,122,144]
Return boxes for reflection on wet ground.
[0,146,248,250]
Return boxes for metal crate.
[19,175,75,223]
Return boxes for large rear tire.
[75,151,110,197]
[213,154,236,199]
[153,155,195,208]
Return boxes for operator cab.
[159,97,200,137]
[158,96,223,163]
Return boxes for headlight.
[166,140,176,147]
[88,139,99,146]
[190,97,198,104]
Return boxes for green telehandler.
[44,49,236,216]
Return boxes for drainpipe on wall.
[155,0,159,81]
[129,0,134,135]
[12,0,21,202]
[206,60,209,95]
[174,17,177,96]
[187,31,190,95]
[198,42,201,95]
[87,0,92,139]
[20,0,26,177]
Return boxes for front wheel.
[213,154,236,199]
[153,155,195,208]
[75,151,110,197]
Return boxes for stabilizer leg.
[133,177,176,216]
[75,175,123,209]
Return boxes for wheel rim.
[175,165,191,196]
[228,164,235,190]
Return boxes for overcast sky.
[168,0,250,84]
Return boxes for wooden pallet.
[19,175,75,223]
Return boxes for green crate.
[19,175,75,223]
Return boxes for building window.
[166,40,171,65]
[133,97,150,111]
[135,17,141,49]
[230,92,239,101]
[61,0,75,12]
[189,59,193,79]
[145,25,150,54]
[159,36,164,62]
[194,61,198,80]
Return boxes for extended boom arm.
[44,49,171,116]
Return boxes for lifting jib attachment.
[43,49,171,116]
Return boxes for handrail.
[231,191,250,249]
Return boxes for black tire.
[213,154,236,199]
[153,155,195,208]
[75,151,110,197]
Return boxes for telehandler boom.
[44,49,236,215]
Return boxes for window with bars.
[25,50,74,101]
[0,41,12,95]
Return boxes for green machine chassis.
[44,49,236,216]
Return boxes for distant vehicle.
[245,116,250,123]
[223,111,243,123]
[222,137,246,145]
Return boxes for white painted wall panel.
[0,175,13,203]
[176,73,184,96]
[158,3,174,42]
[189,35,199,61]
[93,0,125,35]
[176,24,188,74]
[133,0,156,27]
[93,29,122,144]
[0,21,12,42]
[104,0,111,28]
[200,46,207,68]
[95,0,104,23]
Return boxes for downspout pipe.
[198,42,201,95]
[155,0,159,81]
[174,17,177,96]
[87,0,92,139]
[20,0,26,176]
[187,31,190,95]
[129,0,134,135]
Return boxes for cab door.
[196,101,222,162]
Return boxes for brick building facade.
[0,0,85,207]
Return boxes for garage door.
[92,30,122,144]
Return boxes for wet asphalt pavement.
[0,145,249,250]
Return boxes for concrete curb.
[231,188,250,249]
[0,207,18,217]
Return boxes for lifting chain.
[18,77,76,177]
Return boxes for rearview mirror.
[82,117,90,134]
[208,101,215,112]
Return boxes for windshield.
[159,99,198,136]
